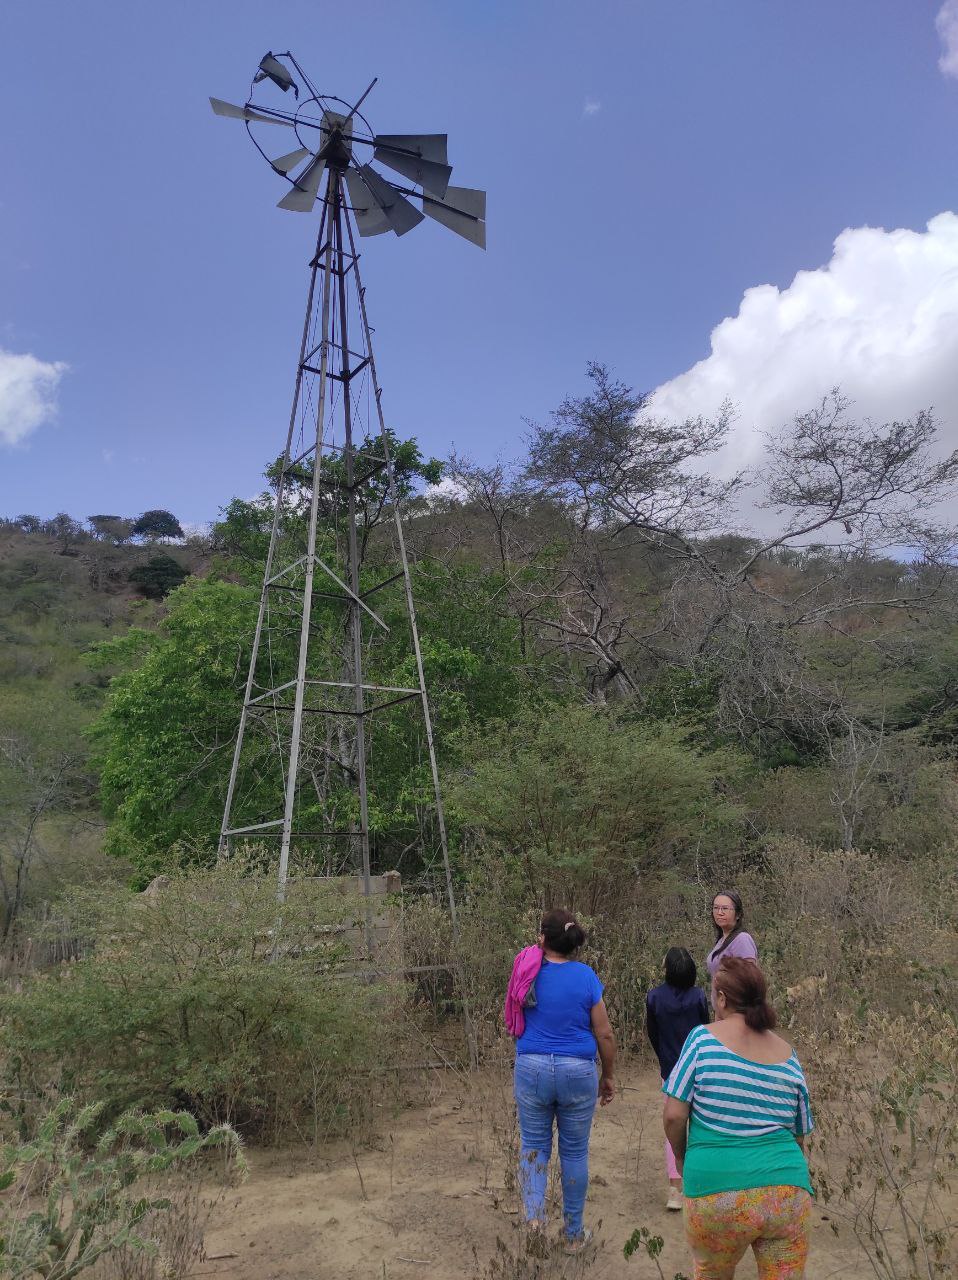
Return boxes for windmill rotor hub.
[320,127,352,172]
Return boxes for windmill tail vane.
[210,50,486,247]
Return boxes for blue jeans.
[513,1053,599,1239]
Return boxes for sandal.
[563,1228,593,1255]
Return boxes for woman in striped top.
[663,957,813,1279]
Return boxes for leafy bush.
[451,703,750,913]
[0,1098,244,1279]
[127,557,188,601]
[87,580,259,873]
[1,858,402,1139]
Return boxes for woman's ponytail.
[541,908,586,955]
[715,956,777,1032]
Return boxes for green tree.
[215,429,442,574]
[0,690,91,941]
[88,579,258,874]
[44,512,86,556]
[89,557,536,878]
[88,514,134,544]
[131,510,184,541]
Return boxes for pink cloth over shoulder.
[504,945,543,1037]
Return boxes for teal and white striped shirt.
[664,1025,814,1138]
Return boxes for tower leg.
[219,204,330,858]
[276,181,338,903]
[333,185,375,960]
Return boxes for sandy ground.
[198,1062,886,1280]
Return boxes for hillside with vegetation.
[0,512,216,938]
[2,371,958,1277]
[5,374,958,903]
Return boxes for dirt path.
[202,1063,872,1279]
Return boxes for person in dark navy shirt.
[646,947,709,1211]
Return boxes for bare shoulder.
[767,1031,794,1057]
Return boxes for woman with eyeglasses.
[707,891,757,994]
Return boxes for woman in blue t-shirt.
[511,908,616,1251]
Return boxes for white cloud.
[583,98,602,117]
[427,476,466,498]
[651,213,958,511]
[937,1,958,78]
[0,348,68,446]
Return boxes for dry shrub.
[401,892,525,1065]
[472,1228,603,1279]
[806,1009,958,1279]
[739,842,958,1033]
[92,1175,220,1280]
[405,838,958,1060]
[0,859,408,1143]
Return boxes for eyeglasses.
[713,906,735,913]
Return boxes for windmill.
[210,53,484,1049]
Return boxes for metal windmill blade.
[422,186,486,248]
[354,164,424,236]
[373,134,451,197]
[374,132,448,166]
[209,97,294,126]
[270,147,311,175]
[277,153,326,211]
[344,169,390,236]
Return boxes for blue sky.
[2,0,957,525]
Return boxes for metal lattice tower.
[210,55,485,1042]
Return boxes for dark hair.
[664,946,697,990]
[541,908,586,956]
[714,957,777,1031]
[711,888,745,954]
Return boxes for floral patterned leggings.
[684,1185,811,1279]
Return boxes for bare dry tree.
[440,368,958,757]
[0,733,87,943]
[824,713,886,853]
